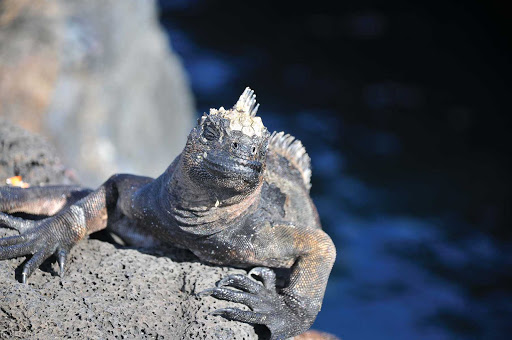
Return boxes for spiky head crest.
[199,87,268,138]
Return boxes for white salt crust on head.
[201,87,266,137]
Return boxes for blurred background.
[1,0,510,339]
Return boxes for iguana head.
[182,88,270,200]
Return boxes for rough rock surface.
[0,0,194,187]
[0,119,76,186]
[0,123,258,339]
[0,238,258,340]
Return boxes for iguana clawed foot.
[198,267,301,340]
[0,212,75,282]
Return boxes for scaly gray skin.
[0,88,336,339]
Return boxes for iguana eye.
[232,142,239,150]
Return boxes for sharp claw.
[248,267,274,279]
[196,288,215,297]
[248,267,276,290]
[59,259,65,277]
[210,307,267,324]
[217,276,232,287]
[248,267,263,277]
[21,272,27,284]
[57,249,68,277]
[210,308,234,316]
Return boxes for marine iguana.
[0,88,336,339]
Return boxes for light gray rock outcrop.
[0,0,195,187]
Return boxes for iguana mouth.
[203,156,262,178]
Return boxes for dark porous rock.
[0,119,77,186]
[0,125,258,339]
[0,238,257,340]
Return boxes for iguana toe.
[0,239,37,258]
[210,307,266,324]
[0,212,36,233]
[200,286,263,309]
[217,273,264,294]
[21,245,55,282]
[248,267,276,290]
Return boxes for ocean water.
[157,1,511,338]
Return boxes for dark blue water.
[157,1,511,338]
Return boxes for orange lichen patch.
[5,176,30,188]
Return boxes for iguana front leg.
[0,174,149,282]
[199,227,336,339]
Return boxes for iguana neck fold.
[162,157,262,230]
